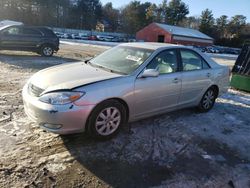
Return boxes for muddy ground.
[0,42,249,188]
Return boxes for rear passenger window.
[39,28,54,36]
[180,50,210,71]
[22,28,41,36]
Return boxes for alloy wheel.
[43,47,53,56]
[202,90,215,109]
[95,107,121,136]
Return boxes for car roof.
[1,25,56,36]
[120,42,221,68]
[119,42,182,50]
[0,24,50,30]
[22,25,52,31]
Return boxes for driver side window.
[146,50,178,74]
[3,27,21,35]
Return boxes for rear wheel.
[40,45,54,57]
[87,100,127,139]
[198,87,216,112]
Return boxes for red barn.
[136,23,213,46]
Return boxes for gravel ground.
[0,43,249,188]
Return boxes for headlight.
[39,91,85,105]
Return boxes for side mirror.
[140,69,159,78]
[84,57,93,64]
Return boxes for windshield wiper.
[109,69,127,75]
[88,61,106,70]
[88,62,127,75]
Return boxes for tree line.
[0,0,249,47]
[198,9,248,47]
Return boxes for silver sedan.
[22,43,229,139]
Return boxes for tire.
[87,99,127,139]
[40,45,54,57]
[198,87,217,112]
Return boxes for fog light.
[42,123,62,129]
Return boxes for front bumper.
[22,84,95,134]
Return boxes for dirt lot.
[0,43,250,188]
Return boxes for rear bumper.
[22,84,95,134]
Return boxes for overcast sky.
[100,0,250,22]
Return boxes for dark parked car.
[54,31,64,38]
[0,25,59,56]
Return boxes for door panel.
[178,49,212,105]
[134,72,182,117]
[0,35,20,48]
[0,26,23,48]
[0,26,41,49]
[134,49,181,117]
[180,70,212,105]
[20,28,42,48]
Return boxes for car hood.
[29,62,123,93]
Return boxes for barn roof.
[155,23,213,40]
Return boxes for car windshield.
[89,46,153,75]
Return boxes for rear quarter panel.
[212,66,230,96]
[197,49,230,96]
[38,36,59,50]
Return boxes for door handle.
[207,73,211,77]
[173,78,179,83]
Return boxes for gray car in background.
[22,43,229,139]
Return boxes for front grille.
[28,83,44,97]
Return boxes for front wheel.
[198,88,216,112]
[87,100,127,139]
[40,45,54,57]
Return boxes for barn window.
[157,35,165,43]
